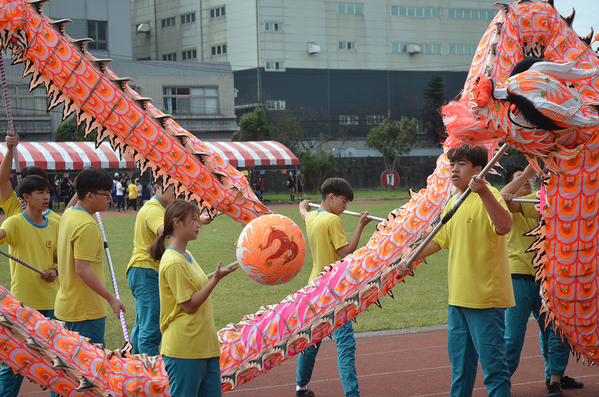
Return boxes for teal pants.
[0,310,55,397]
[163,355,222,397]
[63,317,106,346]
[127,267,161,356]
[296,322,360,397]
[448,305,510,397]
[505,278,570,380]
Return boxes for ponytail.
[148,234,168,261]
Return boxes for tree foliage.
[55,116,96,142]
[232,107,272,141]
[366,117,418,173]
[266,104,342,149]
[298,148,337,192]
[421,74,446,145]
[269,110,305,148]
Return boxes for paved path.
[19,322,599,396]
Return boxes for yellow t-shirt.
[128,183,138,200]
[54,207,107,322]
[305,210,348,282]
[433,186,515,309]
[0,213,59,310]
[126,196,166,274]
[507,192,539,276]
[159,248,220,359]
[1,191,60,222]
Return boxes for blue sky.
[553,0,597,50]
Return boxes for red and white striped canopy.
[0,140,298,170]
[206,141,298,168]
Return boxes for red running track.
[19,322,599,396]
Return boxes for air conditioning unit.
[307,42,321,54]
[137,23,151,33]
[407,44,422,54]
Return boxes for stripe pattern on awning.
[0,140,298,170]
[204,141,298,167]
[0,142,135,170]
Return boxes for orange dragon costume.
[0,0,597,396]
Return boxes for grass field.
[0,191,450,351]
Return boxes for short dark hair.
[504,166,525,185]
[17,175,51,197]
[21,166,49,181]
[447,145,488,169]
[321,177,354,201]
[75,168,113,199]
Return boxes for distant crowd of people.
[111,173,152,212]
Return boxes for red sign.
[381,169,400,189]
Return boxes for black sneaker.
[295,388,315,397]
[545,375,584,389]
[546,382,562,397]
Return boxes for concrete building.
[131,0,497,139]
[1,0,238,141]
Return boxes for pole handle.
[403,144,510,269]
[0,248,46,276]
[308,202,386,222]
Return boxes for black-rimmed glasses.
[92,191,111,198]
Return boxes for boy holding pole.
[0,175,59,396]
[54,168,125,345]
[400,145,514,396]
[296,177,372,397]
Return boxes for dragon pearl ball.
[236,214,306,285]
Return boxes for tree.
[269,110,305,148]
[421,75,446,145]
[231,107,271,141]
[298,148,337,192]
[55,116,96,142]
[366,117,418,185]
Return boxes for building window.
[265,61,285,71]
[340,115,358,125]
[366,115,384,125]
[211,44,227,56]
[181,13,196,25]
[392,43,440,54]
[163,87,219,115]
[162,53,177,61]
[87,21,107,50]
[448,9,495,19]
[390,6,438,17]
[210,6,226,18]
[265,22,283,31]
[448,44,478,55]
[338,4,363,14]
[266,100,286,111]
[0,86,47,116]
[339,41,356,50]
[182,49,197,60]
[137,57,151,61]
[161,17,176,28]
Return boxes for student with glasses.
[54,168,126,348]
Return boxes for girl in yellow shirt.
[149,200,237,396]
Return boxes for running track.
[19,322,599,396]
